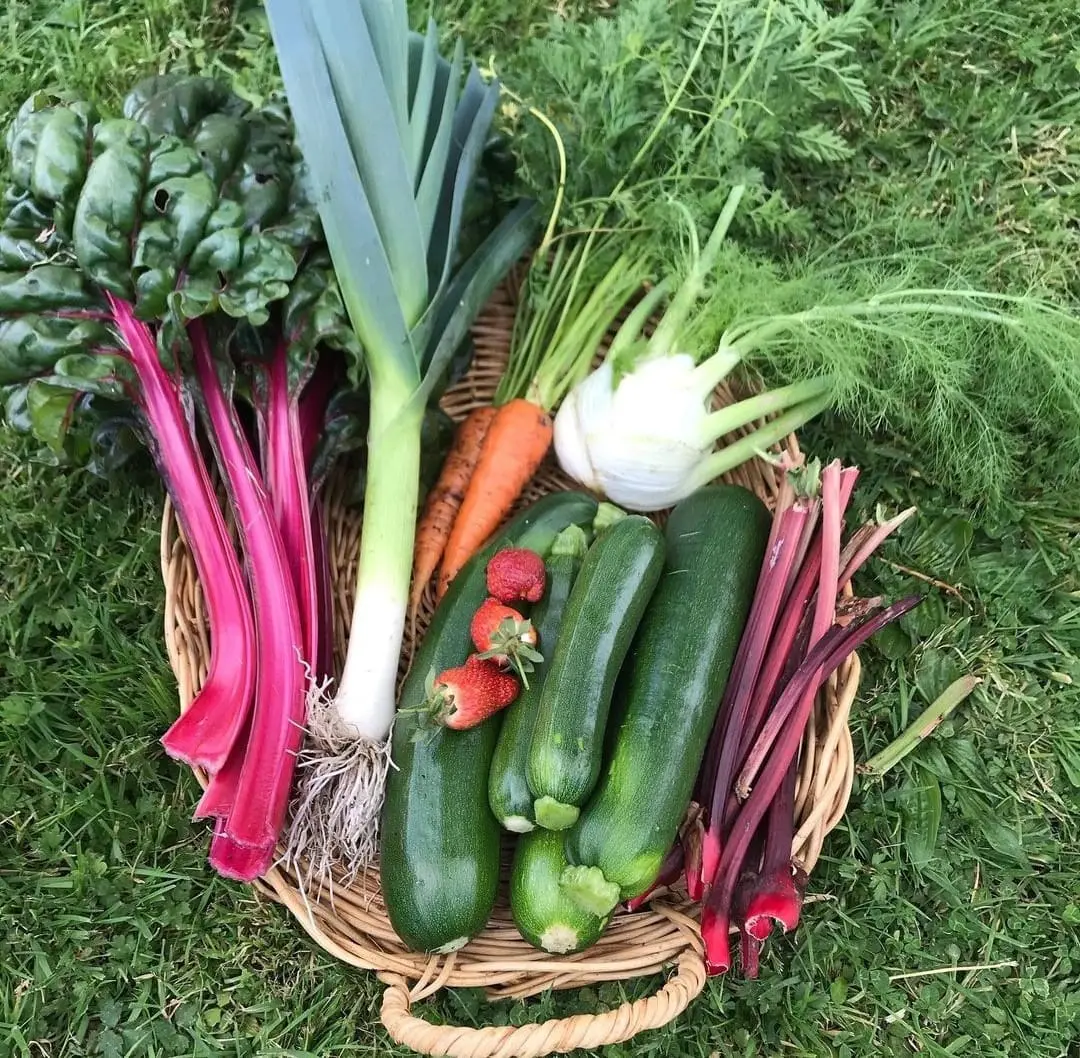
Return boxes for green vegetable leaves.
[900,767,942,870]
[0,75,316,457]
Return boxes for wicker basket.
[160,279,860,1058]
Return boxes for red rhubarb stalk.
[838,506,917,592]
[701,499,812,888]
[700,596,921,974]
[733,462,844,802]
[741,761,808,945]
[732,548,821,767]
[698,468,798,799]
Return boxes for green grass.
[1,1,1079,1056]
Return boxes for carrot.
[409,406,498,625]
[437,397,555,598]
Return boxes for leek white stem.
[333,371,423,739]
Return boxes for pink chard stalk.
[0,78,356,880]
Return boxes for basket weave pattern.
[160,281,860,1057]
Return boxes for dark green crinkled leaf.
[0,316,106,386]
[0,78,321,472]
[122,74,242,138]
[86,409,147,476]
[0,265,99,315]
[26,379,85,451]
[1,188,64,266]
[30,103,97,235]
[282,249,362,362]
[212,233,297,326]
[311,388,369,494]
[6,92,73,191]
[72,136,150,299]
[52,352,130,398]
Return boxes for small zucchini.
[526,515,665,831]
[510,828,610,954]
[563,485,770,916]
[488,525,589,832]
[380,491,598,954]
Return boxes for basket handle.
[378,948,707,1058]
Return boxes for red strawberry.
[431,656,520,730]
[470,597,543,683]
[486,548,547,603]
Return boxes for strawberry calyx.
[470,598,544,686]
[405,656,521,739]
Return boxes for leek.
[264,0,537,869]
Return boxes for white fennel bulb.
[554,355,712,511]
[555,347,834,512]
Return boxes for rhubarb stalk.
[700,596,921,974]
[701,493,815,889]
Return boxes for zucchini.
[510,829,610,953]
[563,485,770,916]
[380,491,598,953]
[526,515,665,831]
[488,525,589,832]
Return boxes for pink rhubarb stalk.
[701,497,813,890]
[700,596,921,974]
[740,762,808,949]
[105,296,257,774]
[838,506,917,593]
[189,321,307,882]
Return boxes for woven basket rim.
[158,276,861,1056]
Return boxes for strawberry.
[430,656,520,731]
[486,548,547,604]
[470,597,543,683]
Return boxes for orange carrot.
[409,406,498,624]
[437,398,554,598]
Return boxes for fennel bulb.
[555,351,831,512]
[555,355,712,511]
